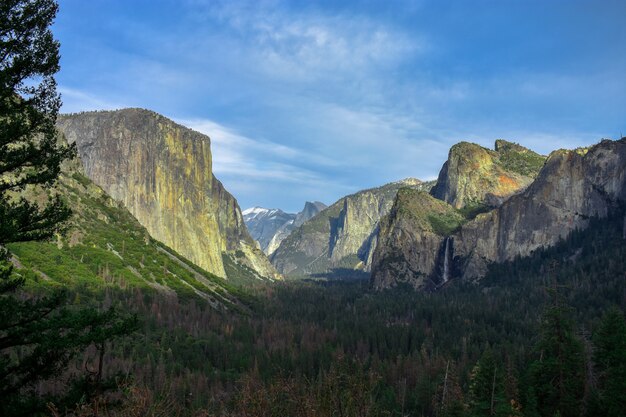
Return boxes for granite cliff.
[57,109,279,281]
[265,201,327,255]
[454,139,626,280]
[10,140,242,306]
[271,179,434,277]
[243,201,327,256]
[371,138,626,289]
[243,207,296,253]
[371,189,463,290]
[430,140,545,209]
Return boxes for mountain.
[57,109,279,281]
[9,150,244,306]
[243,207,296,252]
[243,201,327,255]
[270,179,434,277]
[266,201,327,255]
[370,189,464,289]
[430,139,545,209]
[371,138,626,290]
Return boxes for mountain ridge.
[270,178,435,277]
[57,108,279,281]
[243,201,327,255]
[371,137,626,289]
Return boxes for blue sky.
[54,0,626,212]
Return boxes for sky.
[54,0,626,212]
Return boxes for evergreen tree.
[0,0,74,263]
[528,291,585,417]
[433,360,466,417]
[592,307,626,417]
[0,1,137,415]
[467,349,518,417]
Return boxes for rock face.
[371,138,626,289]
[13,133,242,306]
[454,139,626,280]
[243,207,296,253]
[265,201,327,256]
[271,179,434,277]
[243,201,327,256]
[57,109,278,280]
[370,189,463,290]
[430,140,545,209]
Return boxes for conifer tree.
[592,307,626,417]
[467,349,519,417]
[528,291,585,417]
[0,2,137,415]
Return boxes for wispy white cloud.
[54,0,625,211]
[59,86,127,113]
[178,117,330,184]
[187,0,423,82]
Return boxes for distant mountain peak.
[243,201,328,256]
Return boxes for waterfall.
[442,237,451,283]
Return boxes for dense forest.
[21,210,623,417]
[2,1,625,416]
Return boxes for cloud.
[58,86,127,113]
[54,0,625,211]
[178,117,328,184]
[187,0,422,82]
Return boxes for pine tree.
[467,349,517,417]
[0,0,74,262]
[0,2,137,415]
[592,307,626,417]
[528,291,585,417]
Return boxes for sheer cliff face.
[243,208,296,254]
[243,201,327,256]
[430,140,546,209]
[264,202,327,256]
[371,138,626,289]
[370,189,463,290]
[270,179,434,277]
[454,139,626,280]
[57,109,278,280]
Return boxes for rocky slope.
[371,138,626,289]
[265,201,327,255]
[371,189,464,290]
[454,139,626,279]
[243,207,296,252]
[271,179,434,277]
[243,201,327,255]
[10,149,242,307]
[57,109,279,281]
[430,140,545,209]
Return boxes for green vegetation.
[457,200,491,220]
[428,211,465,235]
[0,2,137,415]
[11,206,621,416]
[394,188,466,236]
[496,140,546,177]
[222,252,265,287]
[10,170,240,306]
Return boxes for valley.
[2,2,625,416]
[8,106,625,416]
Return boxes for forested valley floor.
[21,212,625,417]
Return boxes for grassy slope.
[9,166,247,309]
